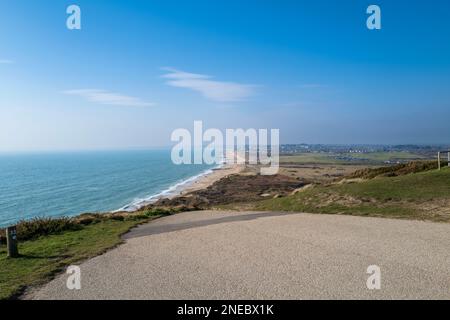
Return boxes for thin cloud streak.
[63,89,155,107]
[0,59,14,64]
[161,67,256,102]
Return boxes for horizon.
[1,0,450,151]
[0,142,448,155]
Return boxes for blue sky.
[1,0,449,151]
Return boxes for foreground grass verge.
[0,216,158,300]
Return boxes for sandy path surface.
[26,211,450,300]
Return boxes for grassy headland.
[251,165,450,222]
[146,160,450,223]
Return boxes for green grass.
[334,168,450,201]
[255,194,416,218]
[342,151,424,162]
[346,160,442,179]
[280,151,425,165]
[0,218,155,300]
[280,153,346,164]
[253,167,450,222]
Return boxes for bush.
[142,208,173,217]
[77,216,99,225]
[124,214,148,221]
[76,213,103,225]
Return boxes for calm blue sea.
[0,149,214,228]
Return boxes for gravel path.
[27,211,450,299]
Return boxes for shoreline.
[0,162,245,228]
[115,163,245,213]
[173,163,245,196]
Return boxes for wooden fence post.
[438,152,441,170]
[6,226,19,258]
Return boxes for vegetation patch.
[341,151,424,162]
[248,167,450,222]
[280,151,425,165]
[335,166,450,201]
[0,212,162,300]
[345,160,445,180]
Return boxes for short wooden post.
[6,226,19,258]
[448,151,450,167]
[438,152,441,170]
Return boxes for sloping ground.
[344,160,444,180]
[147,174,304,210]
[252,167,450,222]
[0,218,155,300]
[27,211,450,300]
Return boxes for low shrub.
[76,213,104,225]
[0,208,173,245]
[142,208,173,217]
[110,215,125,221]
[0,216,83,243]
[126,214,148,220]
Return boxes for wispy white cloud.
[0,59,14,64]
[63,89,154,107]
[161,68,256,102]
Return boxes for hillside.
[252,166,450,222]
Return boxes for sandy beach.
[163,150,247,200]
[173,164,245,197]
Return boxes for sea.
[0,149,215,228]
